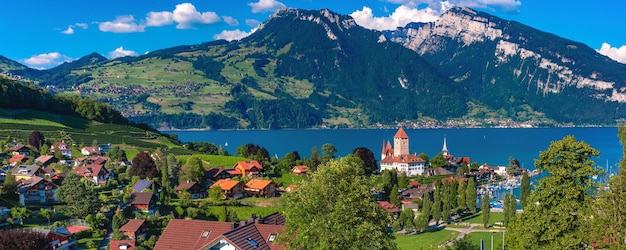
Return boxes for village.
[0,127,530,250]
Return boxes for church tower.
[442,136,449,156]
[393,127,409,157]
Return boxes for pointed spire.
[442,136,448,155]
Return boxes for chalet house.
[245,179,276,198]
[75,164,110,186]
[110,240,135,250]
[35,155,59,167]
[81,146,101,156]
[176,181,206,199]
[119,219,147,240]
[204,167,233,182]
[31,226,77,250]
[51,142,72,158]
[377,201,400,214]
[211,179,244,199]
[17,176,58,205]
[12,165,44,180]
[154,213,286,250]
[232,160,263,177]
[130,192,157,213]
[401,184,435,202]
[290,165,308,176]
[10,144,30,156]
[8,154,28,165]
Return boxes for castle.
[380,127,427,176]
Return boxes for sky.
[1,0,625,69]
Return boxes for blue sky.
[2,0,625,69]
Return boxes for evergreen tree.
[1,170,17,200]
[520,172,530,208]
[421,192,432,220]
[457,180,466,211]
[466,178,477,213]
[506,156,521,176]
[503,193,516,226]
[507,135,600,249]
[431,181,442,224]
[390,185,401,207]
[481,193,490,228]
[415,214,429,233]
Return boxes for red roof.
[119,219,145,233]
[245,179,274,190]
[110,240,135,250]
[130,192,155,205]
[176,181,200,191]
[9,154,27,164]
[394,127,409,139]
[35,155,56,165]
[380,154,425,164]
[377,201,401,213]
[211,179,242,191]
[75,164,107,177]
[154,219,234,250]
[291,165,308,174]
[409,181,420,187]
[234,160,263,171]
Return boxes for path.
[443,223,505,247]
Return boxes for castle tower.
[393,127,409,157]
[442,136,449,156]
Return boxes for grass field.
[395,229,460,250]
[457,212,505,226]
[467,232,504,249]
[176,154,248,168]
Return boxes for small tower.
[393,127,409,157]
[442,136,449,156]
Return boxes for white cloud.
[386,0,520,11]
[109,46,139,59]
[75,23,88,29]
[146,11,174,27]
[597,42,626,64]
[223,16,239,26]
[214,29,256,41]
[248,0,286,13]
[23,52,73,69]
[61,26,74,35]
[351,5,441,31]
[99,15,145,33]
[245,19,261,28]
[173,3,220,29]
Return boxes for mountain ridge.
[1,7,625,128]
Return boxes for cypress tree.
[466,178,477,213]
[520,172,531,208]
[481,193,490,228]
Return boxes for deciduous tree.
[38,208,53,226]
[56,173,102,218]
[506,156,521,176]
[181,156,204,184]
[430,152,447,168]
[10,206,31,225]
[129,151,158,179]
[506,135,600,249]
[352,147,377,176]
[28,131,45,150]
[0,230,48,250]
[282,155,397,249]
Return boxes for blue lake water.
[170,127,624,174]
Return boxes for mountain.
[384,7,626,124]
[2,7,626,128]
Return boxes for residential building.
[290,165,308,176]
[110,240,135,250]
[35,155,58,167]
[17,176,58,205]
[130,192,157,213]
[74,164,110,186]
[12,165,44,180]
[176,181,206,199]
[204,167,233,181]
[8,154,28,165]
[245,179,276,198]
[211,179,244,199]
[232,161,263,177]
[377,201,400,214]
[119,219,147,240]
[131,180,154,193]
[51,142,72,158]
[380,127,427,176]
[98,144,113,155]
[81,146,101,156]
[10,144,29,156]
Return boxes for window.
[246,237,258,248]
[200,230,210,238]
[267,233,277,242]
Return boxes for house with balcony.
[17,176,58,205]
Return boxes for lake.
[170,127,624,174]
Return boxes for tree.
[1,170,17,200]
[469,162,480,172]
[107,146,127,161]
[503,193,516,226]
[381,169,398,200]
[506,156,521,176]
[506,135,600,249]
[321,143,336,163]
[56,173,102,218]
[352,147,377,176]
[430,152,447,168]
[10,206,31,225]
[519,172,530,209]
[130,151,158,179]
[431,181,442,224]
[390,185,400,207]
[418,153,429,163]
[452,235,479,250]
[0,230,48,250]
[466,178,477,213]
[457,180,466,211]
[282,155,397,249]
[397,172,408,189]
[38,208,53,226]
[414,214,429,233]
[179,189,192,208]
[28,131,45,150]
[421,192,432,221]
[208,186,225,200]
[481,193,490,228]
[182,156,204,184]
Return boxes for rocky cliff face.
[385,7,626,107]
